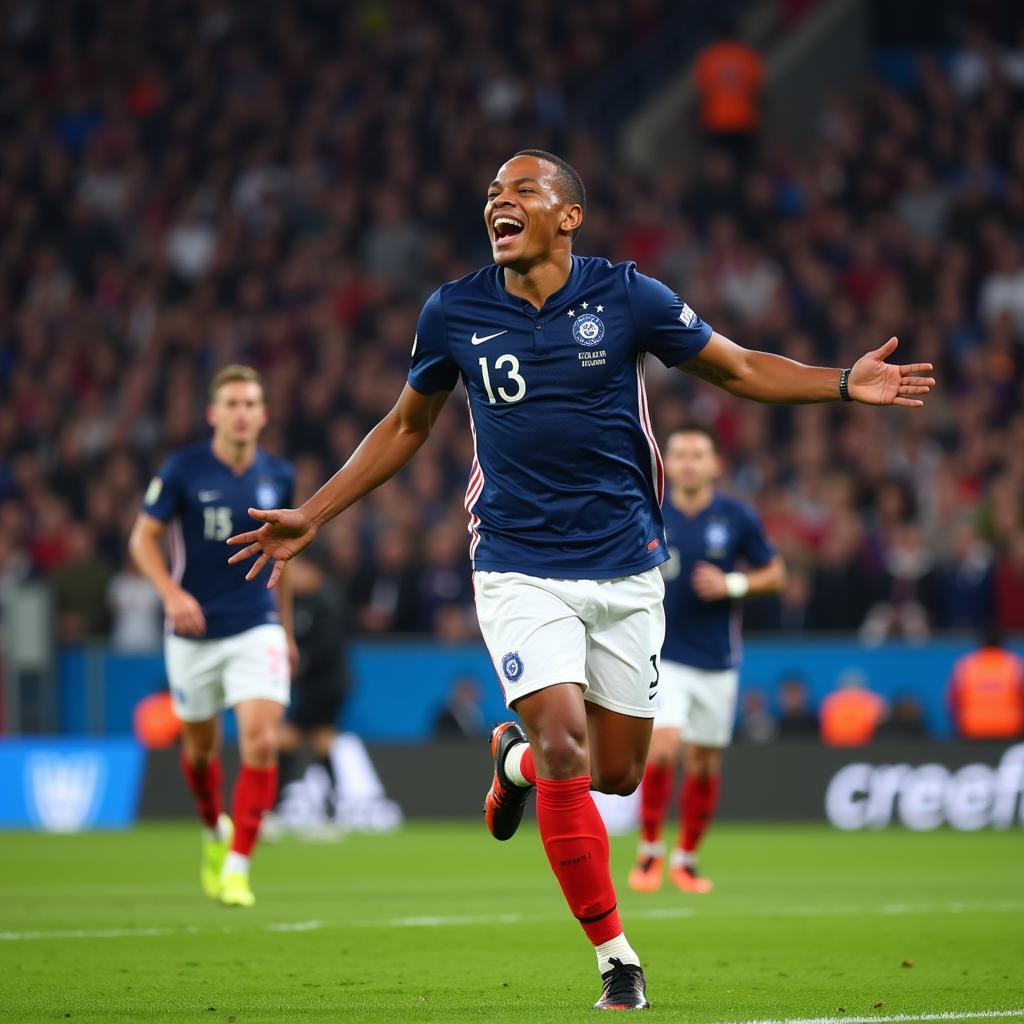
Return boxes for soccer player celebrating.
[130,365,295,907]
[628,423,785,896]
[226,151,933,1009]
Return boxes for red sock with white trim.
[536,775,639,973]
[179,752,222,831]
[229,765,278,871]
[678,773,721,862]
[503,741,536,787]
[638,762,672,851]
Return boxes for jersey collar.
[491,255,580,315]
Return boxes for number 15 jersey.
[408,256,712,580]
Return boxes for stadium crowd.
[1,1,1022,648]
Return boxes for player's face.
[207,381,267,446]
[484,155,582,269]
[665,432,721,492]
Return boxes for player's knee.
[534,730,588,779]
[592,762,645,796]
[241,725,278,766]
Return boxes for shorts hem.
[504,675,588,708]
[583,690,657,720]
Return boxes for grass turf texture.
[1,822,1021,1023]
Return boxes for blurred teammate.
[226,151,934,1009]
[129,365,295,907]
[628,424,785,895]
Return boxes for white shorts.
[473,568,666,718]
[653,659,738,748]
[164,623,290,723]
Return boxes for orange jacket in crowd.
[820,686,885,746]
[693,40,764,134]
[949,646,1024,739]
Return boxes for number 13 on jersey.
[479,354,527,404]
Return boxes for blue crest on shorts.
[255,480,278,509]
[502,651,524,683]
[572,313,605,348]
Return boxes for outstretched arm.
[227,384,451,587]
[680,333,934,407]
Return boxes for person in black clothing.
[776,673,819,738]
[433,675,489,741]
[276,553,350,815]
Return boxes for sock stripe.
[577,902,618,925]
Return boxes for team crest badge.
[572,313,605,348]
[502,651,524,683]
[255,481,278,509]
[705,520,729,558]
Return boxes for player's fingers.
[899,363,933,376]
[874,336,898,359]
[267,560,285,589]
[227,541,263,565]
[893,397,925,408]
[247,507,279,523]
[899,385,931,396]
[226,529,260,547]
[245,553,270,582]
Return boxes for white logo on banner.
[826,743,1024,831]
[26,752,105,833]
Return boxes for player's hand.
[164,586,207,636]
[848,337,935,407]
[226,507,318,589]
[691,562,729,602]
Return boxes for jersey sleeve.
[738,503,775,569]
[407,289,459,395]
[626,265,713,367]
[142,456,184,523]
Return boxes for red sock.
[639,763,672,844]
[179,752,222,829]
[517,744,537,785]
[536,775,622,946]
[231,765,278,857]
[680,774,721,853]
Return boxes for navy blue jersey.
[143,442,294,639]
[661,491,775,670]
[408,256,712,579]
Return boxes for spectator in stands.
[433,675,489,742]
[108,554,163,652]
[351,527,423,635]
[820,671,886,747]
[948,625,1024,741]
[735,690,777,744]
[776,673,819,738]
[876,692,928,740]
[51,523,113,644]
[692,18,764,163]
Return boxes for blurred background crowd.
[1,0,1023,661]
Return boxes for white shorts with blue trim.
[164,623,290,722]
[653,659,738,748]
[473,568,666,718]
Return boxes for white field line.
[726,1011,1024,1024]
[0,898,1021,941]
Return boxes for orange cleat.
[668,863,713,894]
[627,856,664,893]
[484,721,532,841]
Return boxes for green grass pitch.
[1,821,1022,1023]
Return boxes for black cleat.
[594,958,650,1011]
[484,721,532,841]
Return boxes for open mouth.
[492,215,525,247]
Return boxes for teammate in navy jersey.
[130,365,295,908]
[227,150,934,1010]
[629,424,785,896]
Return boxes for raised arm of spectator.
[227,385,450,588]
[680,332,935,407]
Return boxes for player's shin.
[678,772,721,858]
[228,764,279,872]
[639,762,672,848]
[535,775,640,973]
[180,751,223,831]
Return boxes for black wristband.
[839,367,852,402]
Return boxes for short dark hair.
[667,421,721,452]
[513,149,586,239]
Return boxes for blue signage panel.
[0,738,145,831]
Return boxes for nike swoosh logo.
[198,490,221,502]
[471,330,508,346]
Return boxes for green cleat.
[219,869,255,908]
[200,814,233,900]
